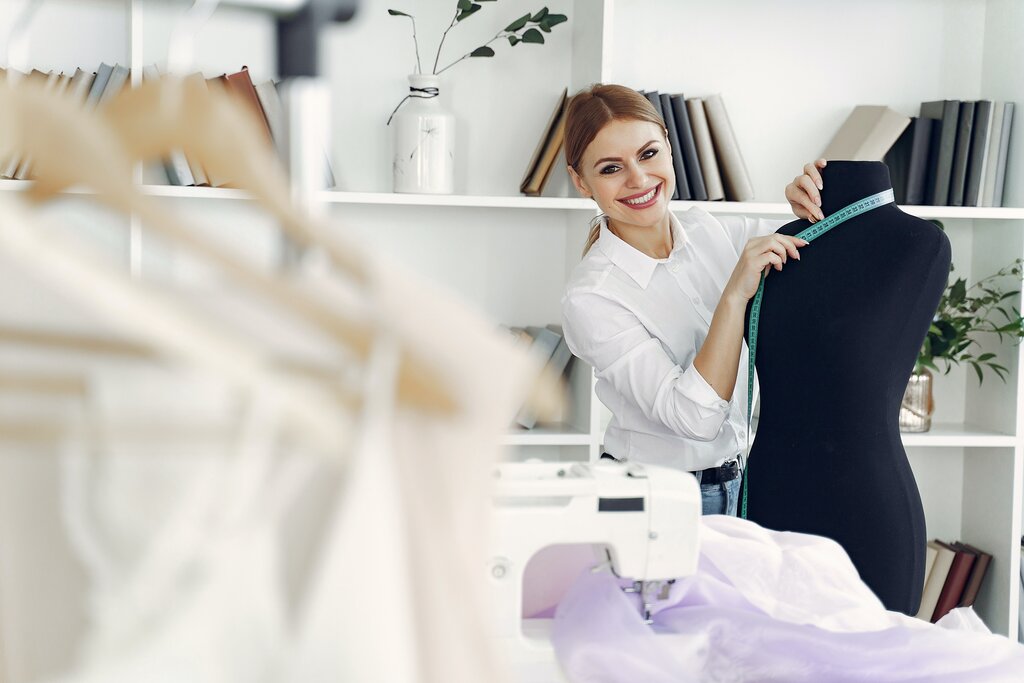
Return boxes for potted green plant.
[386,2,567,194]
[901,256,1024,432]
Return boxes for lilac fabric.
[552,516,1024,682]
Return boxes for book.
[543,324,574,381]
[931,541,976,622]
[253,78,336,188]
[922,542,938,594]
[904,116,934,205]
[183,73,210,187]
[947,100,975,206]
[981,102,1006,207]
[658,93,688,201]
[703,93,754,201]
[916,540,954,620]
[669,94,707,201]
[97,63,129,106]
[143,65,194,186]
[992,102,1014,207]
[84,62,114,108]
[514,326,563,429]
[67,67,96,103]
[644,91,688,199]
[883,117,916,204]
[822,105,911,161]
[920,100,960,206]
[520,88,567,197]
[687,97,724,201]
[1,69,30,178]
[225,66,273,144]
[956,542,992,608]
[14,70,62,180]
[964,100,994,207]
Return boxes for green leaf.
[531,7,549,21]
[522,27,545,43]
[457,0,471,10]
[388,9,412,17]
[539,22,551,32]
[545,13,568,27]
[977,352,996,361]
[505,13,530,31]
[507,35,520,46]
[470,46,496,57]
[970,361,983,384]
[457,4,481,21]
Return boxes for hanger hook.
[166,0,222,76]
[5,0,44,83]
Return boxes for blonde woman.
[561,84,826,516]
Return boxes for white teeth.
[624,185,658,205]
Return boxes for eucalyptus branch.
[410,16,422,74]
[435,31,503,75]
[432,9,461,74]
[387,10,423,74]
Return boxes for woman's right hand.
[724,234,809,304]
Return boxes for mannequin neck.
[818,161,893,217]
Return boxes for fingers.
[806,159,826,190]
[788,174,824,222]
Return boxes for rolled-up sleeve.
[562,290,730,442]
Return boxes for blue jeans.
[695,469,742,516]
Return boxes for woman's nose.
[625,162,648,188]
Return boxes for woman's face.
[569,118,674,229]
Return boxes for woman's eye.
[599,165,620,175]
[641,149,658,160]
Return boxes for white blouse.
[561,208,786,473]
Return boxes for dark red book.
[956,542,992,608]
[224,66,273,143]
[931,541,976,622]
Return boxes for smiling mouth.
[617,182,662,209]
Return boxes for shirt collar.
[595,213,687,289]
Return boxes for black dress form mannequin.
[743,160,951,615]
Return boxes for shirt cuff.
[679,363,731,419]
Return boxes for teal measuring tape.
[740,188,895,519]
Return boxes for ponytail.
[582,214,604,256]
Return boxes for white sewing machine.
[488,460,701,682]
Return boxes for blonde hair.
[564,84,667,255]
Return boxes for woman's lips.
[617,182,662,210]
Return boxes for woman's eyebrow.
[593,140,659,168]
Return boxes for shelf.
[901,423,1017,448]
[6,179,1022,221]
[500,424,592,446]
[319,191,594,211]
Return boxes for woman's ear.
[568,166,591,198]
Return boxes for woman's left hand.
[785,159,827,223]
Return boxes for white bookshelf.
[0,0,1020,649]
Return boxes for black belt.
[599,453,741,485]
[698,459,740,485]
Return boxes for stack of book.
[519,88,753,202]
[503,324,575,430]
[520,88,568,197]
[915,539,992,623]
[637,90,751,202]
[823,100,1015,207]
[0,62,334,188]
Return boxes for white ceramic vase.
[391,74,455,194]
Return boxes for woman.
[561,84,826,516]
